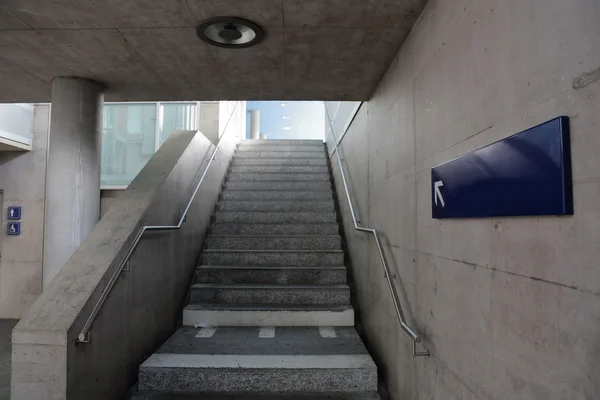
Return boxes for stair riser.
[233,158,328,166]
[202,251,343,266]
[205,236,341,250]
[217,200,335,212]
[222,190,332,201]
[238,146,325,153]
[191,287,350,305]
[138,368,376,393]
[215,212,336,224]
[228,173,330,182]
[211,223,339,235]
[236,152,326,159]
[182,308,355,327]
[196,268,347,284]
[231,165,329,173]
[225,181,331,191]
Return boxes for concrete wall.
[11,103,241,399]
[199,101,220,144]
[328,1,600,399]
[0,105,48,318]
[100,189,125,218]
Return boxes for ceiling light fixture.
[282,116,291,119]
[282,127,291,130]
[280,102,287,107]
[196,17,264,49]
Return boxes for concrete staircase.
[133,140,379,399]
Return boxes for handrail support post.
[413,340,430,357]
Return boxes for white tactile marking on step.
[319,326,337,338]
[195,327,217,338]
[259,327,276,338]
[141,354,375,369]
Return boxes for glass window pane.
[101,103,157,187]
[159,103,197,146]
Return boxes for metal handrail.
[76,102,240,343]
[324,104,429,357]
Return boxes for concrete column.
[250,110,260,139]
[259,133,267,140]
[43,77,104,287]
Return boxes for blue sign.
[7,206,21,220]
[432,117,573,219]
[7,222,20,236]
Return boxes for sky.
[245,101,325,140]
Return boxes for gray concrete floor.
[0,320,17,400]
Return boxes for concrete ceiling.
[0,0,427,102]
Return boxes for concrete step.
[227,173,330,182]
[225,181,331,191]
[196,265,347,285]
[240,139,324,147]
[138,327,376,393]
[235,151,326,159]
[230,165,329,174]
[237,145,325,153]
[205,235,341,250]
[183,304,355,327]
[217,200,335,212]
[222,190,332,201]
[233,158,328,166]
[130,391,380,399]
[190,284,351,305]
[202,250,344,266]
[211,223,339,235]
[214,211,336,224]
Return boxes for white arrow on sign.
[434,180,445,207]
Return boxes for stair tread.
[131,392,380,399]
[203,249,343,253]
[192,283,349,289]
[207,234,341,238]
[184,304,353,311]
[148,327,369,355]
[198,265,346,269]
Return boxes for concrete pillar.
[259,133,267,140]
[43,77,104,287]
[250,110,260,140]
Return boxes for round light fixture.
[196,17,264,49]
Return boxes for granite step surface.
[239,140,324,147]
[233,158,328,166]
[227,173,330,182]
[210,223,339,235]
[190,284,351,305]
[217,200,335,212]
[201,249,344,266]
[182,304,355,327]
[196,265,347,285]
[230,165,329,174]
[214,211,336,224]
[235,151,326,159]
[138,327,376,393]
[221,190,333,201]
[130,392,380,399]
[205,235,341,250]
[237,145,325,153]
[225,181,332,191]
